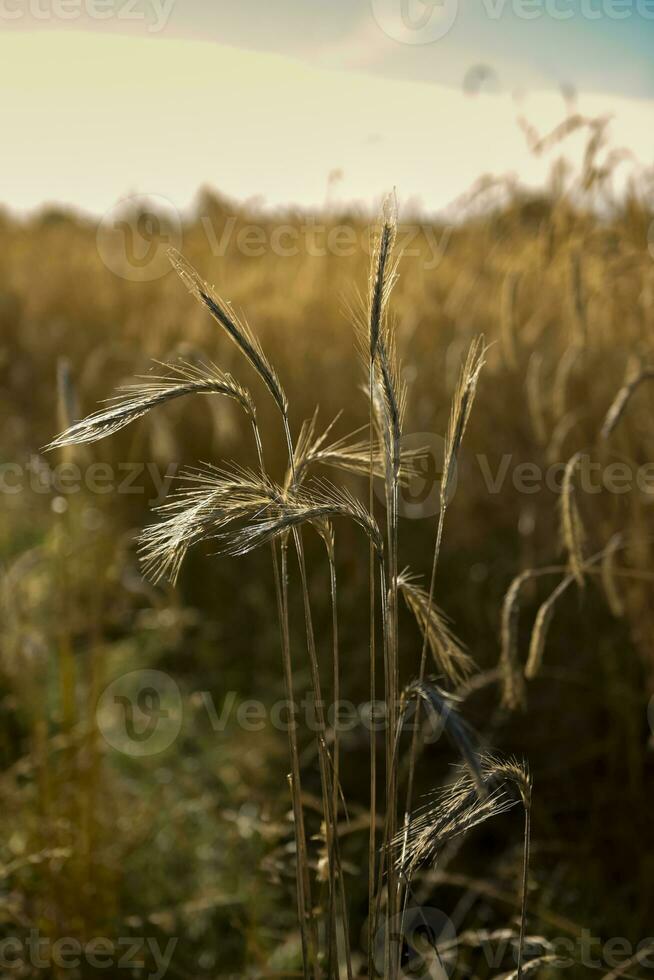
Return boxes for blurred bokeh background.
[1,2,654,977]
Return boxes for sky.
[1,0,653,215]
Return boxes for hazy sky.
[146,0,654,98]
[1,0,653,214]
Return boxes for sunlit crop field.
[1,125,654,978]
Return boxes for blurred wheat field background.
[1,121,654,978]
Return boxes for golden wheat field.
[2,116,654,980]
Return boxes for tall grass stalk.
[367,356,378,980]
[366,198,400,977]
[400,338,485,922]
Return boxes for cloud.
[310,14,396,71]
[0,30,651,216]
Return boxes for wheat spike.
[289,411,422,490]
[374,321,405,483]
[600,364,654,439]
[368,194,398,361]
[168,248,288,415]
[47,360,254,450]
[138,465,283,584]
[393,754,524,879]
[400,680,484,795]
[560,451,586,587]
[601,532,625,617]
[443,337,486,505]
[525,576,573,679]
[398,569,475,686]
[222,481,383,559]
[499,571,534,711]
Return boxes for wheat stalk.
[363,196,403,977]
[569,248,587,347]
[600,364,654,439]
[500,571,535,711]
[401,338,486,917]
[501,271,521,369]
[485,756,532,980]
[526,352,548,445]
[169,248,344,976]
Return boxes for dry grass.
[1,123,654,977]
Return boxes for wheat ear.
[47,359,255,450]
[168,249,288,415]
[601,532,625,617]
[560,451,586,587]
[398,569,474,685]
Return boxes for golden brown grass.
[1,128,654,977]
